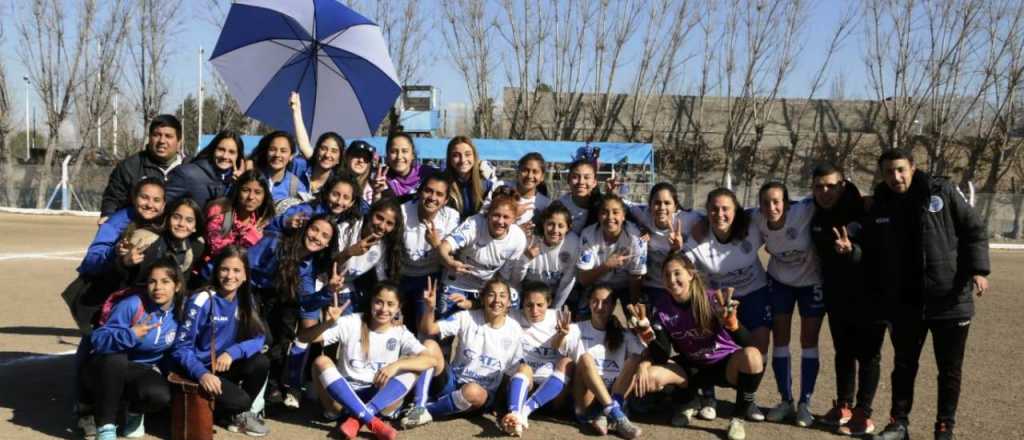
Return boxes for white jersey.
[504,232,581,309]
[438,310,524,392]
[487,181,552,226]
[443,214,527,292]
[399,201,461,277]
[577,223,648,288]
[336,219,387,290]
[557,194,590,235]
[683,220,768,297]
[629,205,701,289]
[320,314,425,388]
[513,310,575,381]
[754,198,821,287]
[566,320,642,386]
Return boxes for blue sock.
[413,368,434,407]
[367,373,415,415]
[286,341,309,389]
[772,346,793,402]
[602,400,625,419]
[799,348,819,404]
[508,373,529,413]
[611,393,625,408]
[319,368,373,423]
[522,372,565,417]
[425,388,472,417]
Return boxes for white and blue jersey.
[443,214,527,292]
[565,320,642,387]
[399,200,461,277]
[577,222,648,289]
[318,314,425,389]
[513,309,575,382]
[504,232,580,309]
[437,310,524,392]
[754,198,822,288]
[628,205,701,289]
[89,294,179,366]
[171,289,266,381]
[683,220,768,297]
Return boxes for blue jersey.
[171,289,266,380]
[77,208,135,276]
[90,294,179,366]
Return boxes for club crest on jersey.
[785,227,798,240]
[740,240,753,254]
[928,195,944,213]
[386,338,398,351]
[165,331,177,345]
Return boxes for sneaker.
[121,413,145,438]
[727,418,746,440]
[338,416,361,439]
[367,417,397,440]
[608,413,642,439]
[872,419,909,440]
[670,404,695,427]
[822,400,853,427]
[398,406,432,429]
[500,412,525,437]
[77,414,97,438]
[95,424,117,440]
[838,407,875,436]
[745,404,765,422]
[283,388,301,409]
[765,401,795,422]
[590,414,609,435]
[934,421,954,440]
[228,411,270,437]
[796,402,814,427]
[322,408,342,422]
[698,396,717,420]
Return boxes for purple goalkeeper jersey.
[650,289,740,366]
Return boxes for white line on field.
[0,250,85,262]
[0,349,77,368]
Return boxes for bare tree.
[0,11,15,206]
[73,0,132,158]
[129,0,184,131]
[439,0,496,137]
[496,0,551,139]
[584,0,643,142]
[539,0,596,141]
[16,0,98,208]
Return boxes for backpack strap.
[220,208,235,238]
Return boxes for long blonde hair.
[663,252,715,335]
[444,136,485,214]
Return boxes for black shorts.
[671,353,736,390]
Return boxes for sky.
[1,0,871,134]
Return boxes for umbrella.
[210,0,401,139]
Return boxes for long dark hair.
[314,131,346,173]
[123,177,167,238]
[249,130,295,172]
[518,152,549,197]
[194,130,245,171]
[164,198,207,240]
[705,187,750,242]
[207,246,266,338]
[534,201,573,238]
[313,172,362,228]
[758,181,792,211]
[275,216,337,301]
[358,281,403,358]
[360,198,404,279]
[662,252,715,335]
[148,257,187,316]
[568,159,602,229]
[648,182,682,211]
[589,283,624,352]
[222,170,275,227]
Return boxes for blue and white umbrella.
[210,0,401,139]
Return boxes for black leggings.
[888,316,970,427]
[82,353,171,426]
[828,316,886,414]
[213,354,271,416]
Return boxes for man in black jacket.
[808,163,886,436]
[98,114,183,224]
[866,150,990,440]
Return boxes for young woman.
[165,130,244,209]
[299,281,435,440]
[396,174,460,331]
[332,198,404,310]
[290,91,344,195]
[632,253,766,440]
[683,188,771,422]
[248,131,308,203]
[203,171,275,266]
[576,194,647,317]
[627,183,699,301]
[501,283,576,436]
[373,131,436,200]
[399,277,524,430]
[171,246,270,437]
[557,159,602,235]
[265,173,360,236]
[436,194,528,317]
[116,198,206,288]
[489,152,551,227]
[505,202,580,309]
[754,182,824,427]
[442,136,493,220]
[247,216,337,406]
[82,259,183,440]
[344,140,377,209]
[569,284,643,439]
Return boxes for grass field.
[0,212,1020,439]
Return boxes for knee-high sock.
[320,368,374,423]
[425,388,473,417]
[602,400,626,419]
[367,372,416,416]
[412,368,434,407]
[286,341,309,389]
[522,372,566,418]
[735,371,765,415]
[799,348,819,404]
[508,373,530,413]
[772,345,793,402]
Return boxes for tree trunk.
[34,134,58,208]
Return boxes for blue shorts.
[768,276,825,318]
[438,285,479,320]
[299,290,358,321]
[737,286,773,330]
[429,366,498,411]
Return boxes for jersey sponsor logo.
[386,338,398,351]
[928,195,944,213]
[463,347,505,370]
[349,359,389,371]
[600,359,621,371]
[785,227,798,240]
